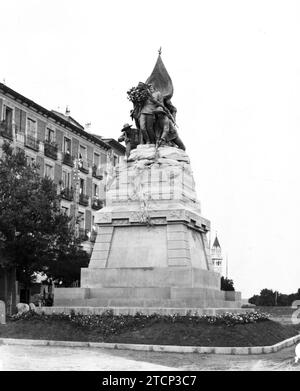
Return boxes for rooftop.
[0,82,111,151]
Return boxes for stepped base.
[53,273,242,309]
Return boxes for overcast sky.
[1,0,300,298]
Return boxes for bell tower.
[211,235,223,275]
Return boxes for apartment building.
[0,82,125,249]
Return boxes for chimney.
[65,105,70,116]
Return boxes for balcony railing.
[92,165,103,180]
[91,197,103,210]
[79,228,89,241]
[61,187,74,201]
[0,121,13,140]
[44,141,58,160]
[62,152,74,167]
[25,135,39,151]
[78,160,89,174]
[79,193,89,206]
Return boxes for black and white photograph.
[0,0,300,377]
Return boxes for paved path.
[0,343,299,371]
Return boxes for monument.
[53,51,243,315]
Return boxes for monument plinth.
[50,52,245,315]
[54,145,242,313]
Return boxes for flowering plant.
[9,310,270,336]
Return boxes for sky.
[1,0,300,298]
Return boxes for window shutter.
[54,163,62,185]
[72,138,79,158]
[85,209,92,232]
[55,128,63,151]
[37,119,46,141]
[36,156,44,177]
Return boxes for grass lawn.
[0,315,299,347]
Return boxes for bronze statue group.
[119,82,185,158]
[118,53,185,158]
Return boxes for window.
[113,155,118,166]
[94,153,100,168]
[64,137,71,154]
[3,106,13,129]
[26,155,35,166]
[62,170,71,189]
[93,183,98,197]
[45,163,54,179]
[26,118,37,138]
[79,145,87,161]
[80,178,85,194]
[46,128,55,143]
[78,211,85,229]
[61,206,69,215]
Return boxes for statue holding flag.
[126,50,185,150]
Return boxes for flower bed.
[9,310,270,337]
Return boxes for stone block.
[167,240,189,250]
[94,242,111,251]
[97,234,113,243]
[167,258,190,266]
[167,224,187,232]
[167,232,187,241]
[54,287,89,300]
[168,249,190,258]
[91,250,109,261]
[16,303,29,314]
[225,291,242,301]
[89,287,171,300]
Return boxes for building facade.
[0,83,125,250]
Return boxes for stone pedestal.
[53,145,243,314]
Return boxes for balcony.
[44,141,58,160]
[25,135,39,152]
[79,228,89,241]
[63,152,73,167]
[78,159,89,174]
[91,197,103,211]
[61,187,74,201]
[79,193,89,206]
[0,121,13,140]
[92,165,103,180]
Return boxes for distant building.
[211,235,223,275]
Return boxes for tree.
[248,294,260,306]
[249,288,300,306]
[0,141,89,287]
[221,276,235,291]
[257,289,276,306]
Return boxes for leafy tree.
[249,288,300,306]
[221,276,235,291]
[0,141,89,287]
[248,294,260,306]
[258,289,276,306]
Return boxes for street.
[0,343,299,371]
